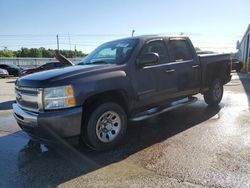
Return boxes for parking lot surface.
[0,72,250,187]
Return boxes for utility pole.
[56,34,60,51]
[132,30,135,37]
[74,44,77,57]
[68,33,72,51]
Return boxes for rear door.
[166,38,200,96]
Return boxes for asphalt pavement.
[0,72,250,188]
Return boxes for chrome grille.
[15,86,42,112]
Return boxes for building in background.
[237,24,250,72]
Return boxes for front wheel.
[81,102,127,151]
[204,79,223,106]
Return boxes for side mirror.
[136,52,159,66]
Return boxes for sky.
[0,0,249,53]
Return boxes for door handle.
[165,69,175,73]
[192,65,199,69]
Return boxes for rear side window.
[168,40,193,62]
[140,40,168,64]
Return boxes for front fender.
[73,70,132,105]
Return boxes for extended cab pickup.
[13,36,231,151]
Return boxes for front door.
[132,39,177,107]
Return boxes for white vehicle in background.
[0,68,9,78]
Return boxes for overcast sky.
[0,0,249,53]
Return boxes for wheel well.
[207,62,228,86]
[83,90,129,114]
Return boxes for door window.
[140,40,168,64]
[168,40,193,62]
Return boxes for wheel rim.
[96,111,122,143]
[213,82,222,100]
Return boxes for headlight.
[43,85,76,110]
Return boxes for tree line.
[0,47,87,58]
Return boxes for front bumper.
[13,103,82,143]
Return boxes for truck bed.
[198,53,231,92]
[199,53,231,64]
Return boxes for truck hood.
[55,53,75,66]
[16,64,112,88]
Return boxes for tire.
[204,78,223,106]
[81,102,127,151]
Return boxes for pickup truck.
[13,35,231,151]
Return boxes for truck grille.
[15,86,42,112]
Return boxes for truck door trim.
[138,89,156,96]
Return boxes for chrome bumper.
[13,103,83,141]
[13,103,38,126]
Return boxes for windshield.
[79,39,138,65]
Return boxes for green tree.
[29,48,43,57]
[0,47,15,57]
[0,47,86,58]
[17,48,30,57]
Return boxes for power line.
[0,43,56,47]
[0,34,130,37]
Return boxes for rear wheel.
[204,79,223,106]
[81,102,127,151]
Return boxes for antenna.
[132,30,135,37]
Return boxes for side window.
[168,40,193,62]
[140,40,168,64]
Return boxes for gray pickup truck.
[13,35,231,151]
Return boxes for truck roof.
[109,35,189,43]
